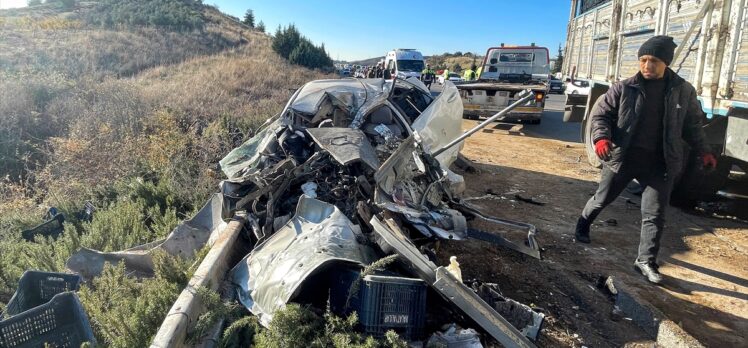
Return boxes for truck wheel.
[671,155,732,208]
[583,116,602,168]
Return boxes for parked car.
[438,73,464,85]
[549,77,565,94]
[564,79,590,95]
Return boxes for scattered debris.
[514,194,546,206]
[603,218,618,227]
[426,324,483,348]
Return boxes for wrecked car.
[64,77,542,347]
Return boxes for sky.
[0,0,25,9]
[209,0,571,61]
[0,0,572,61]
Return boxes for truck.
[562,0,748,202]
[384,49,425,80]
[456,44,551,124]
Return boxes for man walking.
[421,64,435,89]
[573,36,716,284]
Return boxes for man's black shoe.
[574,216,591,243]
[634,261,663,284]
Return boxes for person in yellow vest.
[420,64,435,88]
[441,68,450,85]
[463,65,477,81]
[476,66,483,80]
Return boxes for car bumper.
[463,105,542,119]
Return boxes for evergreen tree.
[27,0,42,5]
[272,24,301,59]
[242,9,254,28]
[256,20,265,33]
[553,43,564,74]
[271,24,333,69]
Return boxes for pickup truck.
[456,44,550,124]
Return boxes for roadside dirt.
[435,119,748,347]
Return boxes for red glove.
[594,139,612,161]
[702,153,717,170]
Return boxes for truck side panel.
[577,12,595,78]
[663,0,704,82]
[729,0,748,101]
[591,4,614,80]
[617,0,659,80]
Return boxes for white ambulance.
[384,49,425,80]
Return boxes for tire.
[583,116,602,168]
[671,154,732,208]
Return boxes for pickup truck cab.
[456,44,550,124]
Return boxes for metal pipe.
[432,90,536,157]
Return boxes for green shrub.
[248,303,407,348]
[79,261,185,347]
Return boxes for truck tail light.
[535,92,545,103]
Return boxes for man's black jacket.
[590,68,708,177]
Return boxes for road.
[429,83,582,143]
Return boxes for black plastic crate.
[4,271,81,317]
[0,292,95,348]
[358,275,427,340]
[328,267,362,316]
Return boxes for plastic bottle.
[446,256,463,282]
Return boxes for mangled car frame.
[65,77,544,347]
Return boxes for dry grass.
[0,3,333,344]
[427,55,484,72]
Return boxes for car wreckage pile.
[1,78,545,348]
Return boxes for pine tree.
[256,20,265,33]
[553,43,564,74]
[242,9,254,28]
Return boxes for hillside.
[426,53,484,72]
[0,1,329,346]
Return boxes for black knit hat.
[638,35,677,65]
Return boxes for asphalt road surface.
[429,82,582,143]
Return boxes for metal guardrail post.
[150,213,247,348]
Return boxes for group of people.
[419,64,482,88]
[359,63,385,78]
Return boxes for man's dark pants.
[580,150,674,263]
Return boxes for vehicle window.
[498,53,534,63]
[396,60,424,72]
[387,60,395,71]
[449,73,460,78]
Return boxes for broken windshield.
[397,60,425,72]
